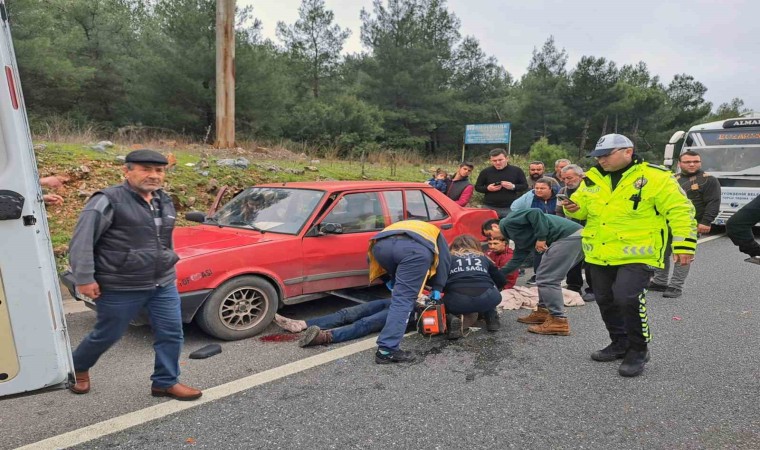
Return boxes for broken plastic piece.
[189,344,222,359]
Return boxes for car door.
[383,189,457,242]
[301,192,386,294]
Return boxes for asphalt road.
[3,236,760,449]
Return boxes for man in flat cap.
[563,134,696,377]
[67,149,202,400]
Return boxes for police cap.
[588,134,634,157]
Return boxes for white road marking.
[25,234,727,449]
[697,233,724,244]
[19,333,412,450]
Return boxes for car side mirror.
[185,211,206,223]
[320,222,344,235]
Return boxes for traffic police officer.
[563,134,696,377]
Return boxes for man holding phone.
[563,134,696,378]
[555,164,594,302]
[475,148,528,218]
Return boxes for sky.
[240,0,759,113]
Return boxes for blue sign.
[464,123,511,144]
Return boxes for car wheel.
[196,275,278,341]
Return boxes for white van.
[0,0,74,396]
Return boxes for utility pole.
[215,0,235,148]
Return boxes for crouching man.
[368,220,450,364]
[483,208,583,335]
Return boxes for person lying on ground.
[274,299,394,348]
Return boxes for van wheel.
[196,276,278,341]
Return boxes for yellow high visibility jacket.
[367,220,441,287]
[565,161,697,268]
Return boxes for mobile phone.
[491,182,501,186]
[557,193,575,204]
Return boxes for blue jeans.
[372,236,434,351]
[306,299,391,343]
[71,284,184,388]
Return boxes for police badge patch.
[633,178,648,189]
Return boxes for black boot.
[447,314,462,340]
[618,348,650,377]
[591,339,628,362]
[484,309,501,332]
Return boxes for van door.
[0,3,74,396]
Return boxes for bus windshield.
[683,129,760,174]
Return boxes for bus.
[664,112,760,225]
[0,0,74,396]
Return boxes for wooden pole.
[215,0,235,148]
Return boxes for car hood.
[173,225,284,258]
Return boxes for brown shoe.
[299,326,333,347]
[527,316,570,336]
[69,371,90,394]
[517,307,550,324]
[151,383,202,401]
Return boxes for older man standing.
[67,149,201,400]
[474,148,528,218]
[564,134,696,377]
[556,164,595,302]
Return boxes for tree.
[707,98,749,121]
[516,36,570,150]
[276,0,351,98]
[666,74,712,128]
[358,0,462,153]
[566,56,619,156]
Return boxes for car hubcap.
[219,287,267,330]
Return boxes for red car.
[171,182,496,340]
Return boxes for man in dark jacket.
[67,149,201,401]
[726,195,760,264]
[482,209,583,336]
[474,148,528,218]
[651,151,721,298]
[446,161,475,206]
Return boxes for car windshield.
[213,188,324,234]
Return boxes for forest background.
[10,0,752,164]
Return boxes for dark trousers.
[372,236,433,351]
[726,195,760,256]
[306,299,391,343]
[72,284,183,388]
[443,287,501,315]
[588,263,653,350]
[566,260,593,293]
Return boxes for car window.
[382,191,404,224]
[322,192,384,233]
[213,188,323,234]
[405,190,448,222]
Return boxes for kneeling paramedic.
[368,220,451,364]
[564,134,696,377]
